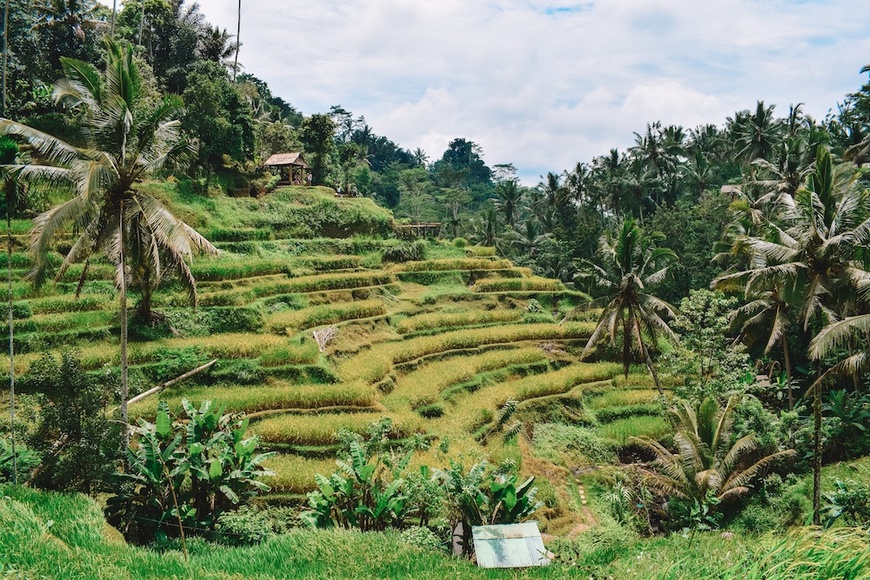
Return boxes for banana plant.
[105,399,274,543]
[303,438,410,531]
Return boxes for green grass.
[596,415,671,445]
[4,485,868,579]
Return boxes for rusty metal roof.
[472,522,550,569]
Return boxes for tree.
[732,283,798,409]
[810,313,870,391]
[337,142,367,193]
[634,396,795,512]
[0,135,17,484]
[714,147,870,525]
[299,113,336,186]
[0,39,217,438]
[232,0,240,81]
[23,350,120,494]
[734,101,782,166]
[182,60,255,185]
[575,219,678,393]
[493,179,522,226]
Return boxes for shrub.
[23,351,120,494]
[301,419,419,531]
[415,404,445,419]
[214,505,296,546]
[452,238,468,248]
[822,478,870,528]
[382,240,426,263]
[533,423,616,466]
[399,526,445,553]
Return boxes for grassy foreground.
[2,485,868,580]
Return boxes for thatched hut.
[264,152,310,185]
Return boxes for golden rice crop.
[394,258,513,272]
[129,380,377,418]
[586,389,661,409]
[396,309,522,334]
[267,300,386,332]
[432,362,620,436]
[473,277,565,292]
[249,411,425,444]
[262,455,337,493]
[389,347,549,407]
[339,322,594,383]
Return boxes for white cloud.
[189,0,870,183]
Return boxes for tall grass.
[596,415,671,445]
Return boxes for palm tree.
[2,0,8,116]
[0,135,16,484]
[0,39,217,438]
[809,312,870,392]
[574,218,678,393]
[713,147,870,525]
[232,0,241,82]
[493,179,522,227]
[506,219,551,259]
[735,101,781,165]
[732,284,798,409]
[633,396,795,507]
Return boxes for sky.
[190,0,870,183]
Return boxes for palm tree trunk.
[138,0,145,46]
[232,0,241,82]
[6,199,16,485]
[119,200,129,445]
[2,0,8,117]
[782,333,793,410]
[812,379,822,526]
[110,0,116,38]
[632,312,664,396]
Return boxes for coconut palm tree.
[493,179,522,227]
[809,311,870,391]
[732,284,798,409]
[232,0,240,81]
[574,218,678,393]
[633,396,795,506]
[0,135,16,484]
[0,39,217,437]
[713,147,870,525]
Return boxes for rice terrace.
[2,1,870,579]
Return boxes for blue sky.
[193,0,870,183]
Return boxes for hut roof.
[264,152,309,168]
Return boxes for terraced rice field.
[2,190,673,508]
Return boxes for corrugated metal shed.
[472,522,550,569]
